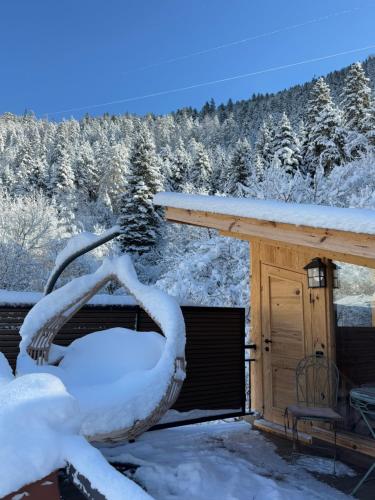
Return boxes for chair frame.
[21,257,186,445]
[285,353,342,471]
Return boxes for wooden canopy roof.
[153,192,375,268]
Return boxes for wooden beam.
[250,241,263,414]
[166,207,375,267]
[253,418,312,445]
[311,426,375,458]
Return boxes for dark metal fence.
[0,304,246,426]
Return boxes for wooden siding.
[250,241,333,418]
[0,305,245,414]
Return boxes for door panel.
[262,265,311,424]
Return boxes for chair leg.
[351,461,375,497]
[291,417,298,462]
[333,421,337,476]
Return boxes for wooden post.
[250,240,264,415]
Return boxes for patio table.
[350,387,375,496]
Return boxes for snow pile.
[17,254,186,437]
[154,191,375,235]
[0,288,137,306]
[54,225,120,268]
[0,372,79,497]
[103,421,350,500]
[59,328,165,386]
[0,369,152,499]
[296,455,356,477]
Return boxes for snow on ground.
[154,192,375,235]
[296,455,356,477]
[102,422,348,500]
[103,421,350,500]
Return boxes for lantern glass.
[332,262,340,289]
[304,258,327,289]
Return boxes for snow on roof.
[154,192,375,236]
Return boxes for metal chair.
[285,352,343,470]
[349,387,375,496]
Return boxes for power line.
[46,43,375,117]
[122,8,360,75]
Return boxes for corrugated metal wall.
[0,305,245,419]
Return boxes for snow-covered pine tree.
[211,147,228,194]
[189,141,212,192]
[341,62,375,155]
[226,138,252,196]
[254,118,274,173]
[341,62,374,133]
[133,123,162,194]
[75,141,99,201]
[98,143,128,213]
[118,125,162,253]
[159,145,173,189]
[49,140,75,198]
[254,153,265,182]
[271,112,301,175]
[169,139,190,191]
[12,140,36,194]
[304,77,347,175]
[48,124,76,230]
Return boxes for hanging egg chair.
[17,255,186,446]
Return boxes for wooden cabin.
[154,192,375,457]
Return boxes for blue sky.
[1,0,375,119]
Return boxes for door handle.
[264,339,272,344]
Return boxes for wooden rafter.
[165,207,375,268]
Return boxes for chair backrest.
[296,353,340,409]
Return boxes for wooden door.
[262,264,311,424]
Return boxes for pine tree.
[189,142,212,191]
[75,141,99,201]
[118,127,162,253]
[341,62,375,154]
[341,62,374,133]
[98,143,128,213]
[169,139,190,191]
[304,78,347,175]
[254,118,274,172]
[226,138,252,196]
[12,141,36,194]
[254,153,265,182]
[271,113,301,175]
[131,123,162,194]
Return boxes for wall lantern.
[304,257,327,289]
[331,261,340,289]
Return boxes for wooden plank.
[3,472,60,500]
[165,207,375,266]
[311,426,375,458]
[223,232,375,270]
[250,241,263,414]
[253,418,312,445]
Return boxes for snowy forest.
[1,58,375,306]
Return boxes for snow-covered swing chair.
[17,252,186,446]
